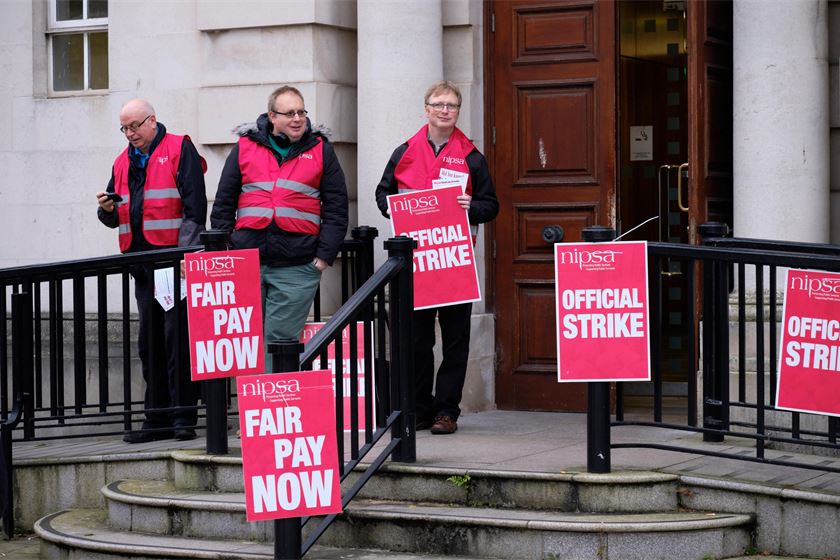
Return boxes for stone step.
[100,479,753,559]
[322,499,754,560]
[172,449,680,513]
[35,508,487,560]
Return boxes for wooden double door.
[487,0,733,411]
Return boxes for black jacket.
[374,138,499,225]
[211,114,349,267]
[98,122,207,252]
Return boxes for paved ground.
[6,409,840,557]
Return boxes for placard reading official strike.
[776,269,840,417]
[387,186,480,310]
[237,370,342,521]
[555,241,650,382]
[300,322,372,431]
[185,249,264,381]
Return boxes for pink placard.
[185,249,264,381]
[387,186,480,310]
[776,269,840,417]
[237,370,342,521]
[300,322,372,431]
[555,241,651,382]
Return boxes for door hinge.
[492,126,496,145]
[491,12,495,32]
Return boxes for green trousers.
[261,261,321,372]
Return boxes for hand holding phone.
[105,193,123,203]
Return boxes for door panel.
[687,0,733,234]
[490,0,616,411]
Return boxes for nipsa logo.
[391,194,439,216]
[557,248,623,270]
[789,273,840,301]
[441,156,465,166]
[240,378,301,402]
[187,255,246,278]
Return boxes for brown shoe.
[430,415,457,435]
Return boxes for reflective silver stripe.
[397,188,414,194]
[118,224,130,234]
[144,218,182,230]
[242,181,274,193]
[470,224,479,236]
[275,179,320,198]
[237,207,274,218]
[144,188,181,199]
[275,207,321,225]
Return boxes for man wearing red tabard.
[375,81,498,434]
[96,99,207,443]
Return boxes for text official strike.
[785,315,840,371]
[190,280,260,374]
[243,405,335,514]
[560,288,645,339]
[399,224,472,272]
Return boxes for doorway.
[617,1,691,397]
[487,0,732,412]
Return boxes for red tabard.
[393,125,475,195]
[235,137,324,236]
[113,133,185,252]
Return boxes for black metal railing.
[606,223,840,473]
[0,226,385,538]
[266,235,416,558]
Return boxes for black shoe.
[174,427,197,441]
[123,429,174,444]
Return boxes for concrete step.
[100,479,753,559]
[35,508,487,560]
[322,498,754,559]
[172,449,680,513]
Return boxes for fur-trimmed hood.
[231,113,332,143]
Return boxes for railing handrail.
[704,235,840,256]
[648,241,840,270]
[301,255,406,366]
[0,245,201,282]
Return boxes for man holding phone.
[96,98,207,443]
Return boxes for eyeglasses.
[119,115,152,134]
[272,109,308,119]
[426,103,460,112]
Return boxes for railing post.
[582,226,614,474]
[384,236,416,463]
[3,290,35,538]
[12,291,34,439]
[352,226,378,287]
[269,338,305,560]
[352,227,378,432]
[200,230,231,455]
[699,222,729,442]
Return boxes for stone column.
[357,0,443,265]
[733,0,829,242]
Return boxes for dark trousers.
[134,270,197,429]
[414,302,472,421]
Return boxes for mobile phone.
[105,193,123,203]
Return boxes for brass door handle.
[677,163,689,212]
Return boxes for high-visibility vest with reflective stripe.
[394,125,479,241]
[113,133,185,253]
[235,136,323,236]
